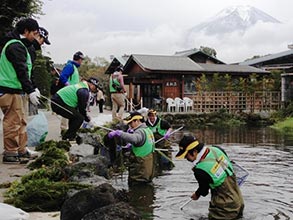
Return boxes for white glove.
[82,121,94,129]
[29,91,40,105]
[88,121,94,128]
[35,88,41,97]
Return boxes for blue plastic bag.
[27,112,48,147]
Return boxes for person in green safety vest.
[107,111,155,186]
[0,18,41,164]
[28,27,51,117]
[109,66,126,121]
[176,135,244,220]
[57,51,84,135]
[50,77,99,141]
[59,51,84,87]
[146,109,173,171]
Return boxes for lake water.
[111,126,293,220]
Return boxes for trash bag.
[27,112,48,147]
[0,202,29,220]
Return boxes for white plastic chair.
[166,98,176,112]
[174,97,185,112]
[183,97,193,112]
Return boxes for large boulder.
[64,155,110,182]
[82,202,141,220]
[60,183,130,220]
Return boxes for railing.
[125,97,143,111]
[185,91,281,114]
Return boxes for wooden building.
[239,49,293,104]
[119,49,269,110]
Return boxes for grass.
[271,117,293,133]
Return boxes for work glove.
[82,121,94,129]
[127,128,134,133]
[163,130,172,139]
[29,91,40,106]
[35,88,41,97]
[88,121,94,128]
[124,143,132,149]
[108,130,123,139]
[117,143,132,152]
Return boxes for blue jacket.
[59,60,80,85]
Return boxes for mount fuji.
[187,5,281,36]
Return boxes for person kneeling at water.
[176,135,244,220]
[108,111,155,186]
[51,78,99,141]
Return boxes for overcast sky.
[38,0,293,64]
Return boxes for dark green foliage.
[21,167,65,183]
[3,139,90,212]
[4,179,89,211]
[161,109,276,129]
[32,52,52,97]
[28,145,69,170]
[199,46,217,57]
[281,102,293,117]
[271,101,293,120]
[0,0,43,39]
[195,71,281,92]
[36,140,71,152]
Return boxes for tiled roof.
[198,63,268,73]
[127,54,267,73]
[239,50,293,66]
[130,54,203,71]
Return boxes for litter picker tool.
[51,64,60,77]
[40,94,73,115]
[155,149,175,167]
[153,125,184,167]
[93,124,114,132]
[154,125,184,144]
[179,198,192,210]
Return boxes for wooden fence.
[187,91,281,114]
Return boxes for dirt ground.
[0,107,113,220]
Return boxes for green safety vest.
[68,64,80,85]
[0,39,32,90]
[148,118,166,136]
[109,74,121,92]
[132,127,155,157]
[195,146,234,189]
[57,81,88,107]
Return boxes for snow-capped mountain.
[188,5,281,36]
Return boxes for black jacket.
[0,29,35,94]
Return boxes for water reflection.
[128,184,155,219]
[176,126,293,153]
[111,126,293,220]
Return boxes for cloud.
[40,0,293,64]
[183,19,293,63]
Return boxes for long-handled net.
[232,161,249,186]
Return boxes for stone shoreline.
[0,107,113,220]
